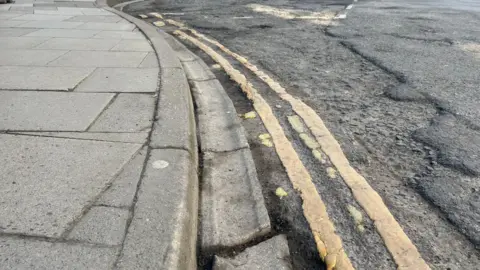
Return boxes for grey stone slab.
[35,37,119,50]
[15,20,84,28]
[0,49,67,66]
[201,149,270,250]
[138,51,158,68]
[9,7,34,12]
[191,79,249,152]
[34,9,83,15]
[77,22,135,31]
[15,132,148,143]
[0,20,28,27]
[76,67,158,92]
[96,147,147,207]
[0,91,114,130]
[34,6,59,10]
[11,13,73,20]
[182,59,216,81]
[0,134,141,236]
[213,235,292,270]
[0,4,11,11]
[25,28,99,37]
[73,2,96,7]
[111,39,153,52]
[0,238,117,269]
[116,149,198,270]
[79,8,111,15]
[66,14,122,22]
[48,51,147,67]
[0,36,49,49]
[0,27,37,36]
[0,66,94,90]
[93,30,144,39]
[0,13,24,19]
[68,206,129,245]
[89,93,155,132]
[151,67,196,152]
[161,31,198,62]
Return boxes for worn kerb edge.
[173,30,354,270]
[171,21,430,270]
[101,6,199,269]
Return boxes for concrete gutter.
[96,0,199,269]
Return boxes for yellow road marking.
[171,21,430,270]
[173,30,354,270]
[153,20,165,27]
[149,12,163,19]
[138,14,148,19]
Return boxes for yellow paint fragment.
[275,187,288,198]
[138,14,148,19]
[347,204,365,233]
[299,133,320,149]
[211,64,221,69]
[153,21,165,27]
[259,133,273,147]
[326,167,337,179]
[243,111,256,119]
[287,115,305,133]
[149,12,163,19]
[312,149,326,164]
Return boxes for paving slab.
[34,37,119,50]
[111,39,153,52]
[15,20,84,28]
[89,93,155,132]
[0,134,141,237]
[0,66,94,90]
[0,91,113,131]
[93,30,144,39]
[48,50,147,67]
[11,13,73,20]
[76,21,135,31]
[0,20,29,27]
[201,149,270,250]
[76,67,158,92]
[151,67,195,152]
[9,7,34,12]
[34,9,83,15]
[0,36,49,49]
[0,49,67,66]
[138,51,158,67]
[34,6,59,11]
[65,14,123,22]
[213,235,292,270]
[0,237,117,269]
[96,147,147,208]
[14,132,148,143]
[191,79,249,152]
[68,206,130,245]
[25,28,99,37]
[116,149,197,270]
[0,27,37,36]
[0,13,24,19]
[0,4,11,11]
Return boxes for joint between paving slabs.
[5,131,145,144]
[85,93,119,132]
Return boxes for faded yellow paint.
[172,30,355,270]
[149,12,163,19]
[178,26,430,270]
[312,149,327,164]
[153,21,165,27]
[275,187,288,198]
[299,133,320,149]
[258,133,273,147]
[243,111,257,119]
[287,115,305,133]
[326,167,337,179]
[138,14,148,19]
[347,204,365,233]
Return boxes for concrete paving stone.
[182,59,216,81]
[0,134,141,236]
[0,27,37,36]
[73,2,96,7]
[15,20,84,28]
[11,3,33,7]
[0,36,50,49]
[48,51,147,67]
[116,149,197,270]
[65,14,122,22]
[0,91,114,130]
[35,2,75,7]
[0,4,11,11]
[0,13,24,19]
[0,237,117,269]
[93,30,144,39]
[80,8,111,15]
[76,21,135,31]
[12,0,34,3]
[14,131,149,143]
[9,7,34,12]
[151,67,195,152]
[0,49,67,66]
[35,6,60,11]
[68,206,129,245]
[11,13,73,20]
[111,39,153,52]
[96,147,147,207]
[25,28,99,37]
[213,235,292,270]
[76,67,158,92]
[201,149,271,250]
[161,31,198,62]
[89,93,155,132]
[191,79,249,152]
[35,37,120,50]
[0,20,29,27]
[34,9,83,15]
[138,51,158,68]
[0,66,94,90]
